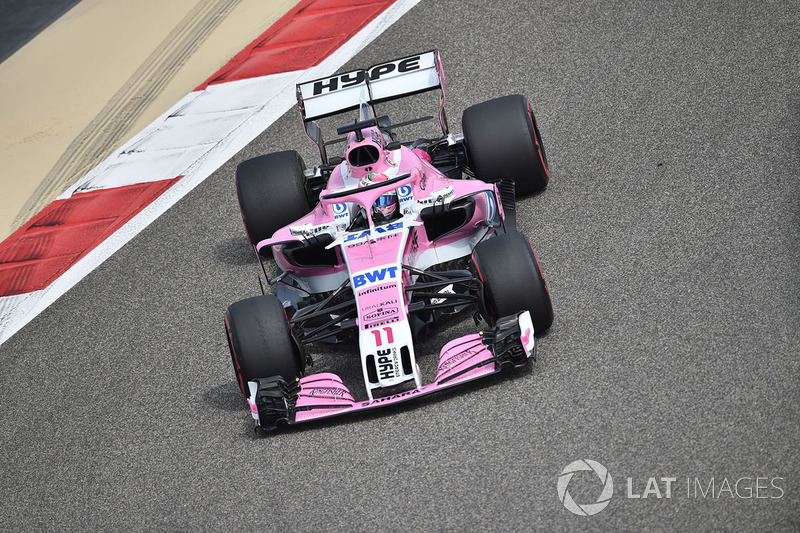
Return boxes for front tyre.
[225,294,305,397]
[236,150,311,246]
[462,94,550,196]
[471,232,553,333]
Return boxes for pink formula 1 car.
[225,50,553,429]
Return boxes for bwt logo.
[333,203,348,219]
[353,266,398,288]
[397,185,413,202]
[557,460,614,516]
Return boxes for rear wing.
[296,50,448,162]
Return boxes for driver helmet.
[359,172,398,220]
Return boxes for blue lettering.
[365,270,384,284]
[385,222,403,231]
[352,266,398,289]
[344,222,403,242]
[345,230,369,242]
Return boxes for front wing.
[246,311,536,429]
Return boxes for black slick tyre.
[235,150,311,246]
[225,294,305,397]
[471,231,554,333]
[462,94,550,196]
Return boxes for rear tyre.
[225,294,305,397]
[236,151,311,246]
[471,232,553,333]
[462,94,550,196]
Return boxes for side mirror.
[305,120,328,165]
[306,120,321,144]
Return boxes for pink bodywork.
[250,126,521,423]
[292,333,498,423]
[246,323,535,425]
[258,144,503,276]
[241,50,542,427]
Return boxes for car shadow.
[214,236,256,266]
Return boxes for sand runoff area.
[0,0,300,241]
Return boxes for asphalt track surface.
[0,0,82,64]
[2,1,798,530]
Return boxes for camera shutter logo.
[557,459,614,516]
